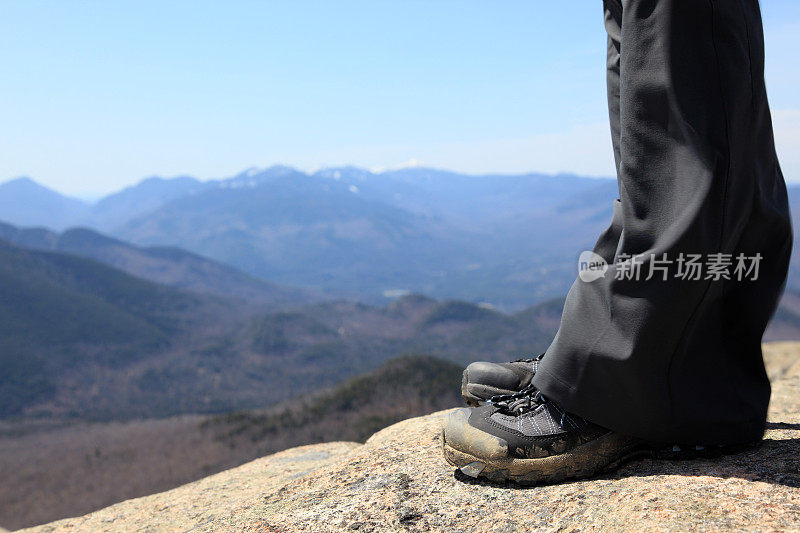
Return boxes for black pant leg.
[533,0,792,445]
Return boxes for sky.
[2,1,800,197]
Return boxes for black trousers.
[532,0,792,445]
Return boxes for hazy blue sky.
[2,0,799,196]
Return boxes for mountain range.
[0,167,620,309]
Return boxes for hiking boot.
[442,386,644,485]
[461,355,542,406]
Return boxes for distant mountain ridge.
[0,221,316,305]
[0,167,616,309]
[90,176,206,231]
[0,177,90,231]
[107,166,621,308]
[2,167,800,309]
[0,174,209,232]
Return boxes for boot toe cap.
[443,408,508,460]
[464,362,521,390]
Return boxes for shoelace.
[488,384,547,415]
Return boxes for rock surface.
[22,346,800,532]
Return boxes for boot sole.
[443,432,761,485]
[442,430,645,485]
